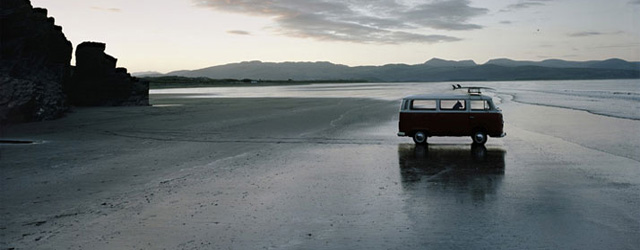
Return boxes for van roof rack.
[452,85,496,95]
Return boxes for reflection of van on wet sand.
[397,87,506,145]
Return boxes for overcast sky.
[32,0,640,73]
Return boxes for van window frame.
[470,100,492,111]
[439,99,467,111]
[410,100,437,111]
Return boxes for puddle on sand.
[0,139,44,145]
[152,104,184,107]
[397,143,506,202]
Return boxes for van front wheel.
[413,131,427,144]
[472,131,487,145]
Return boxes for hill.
[151,58,639,82]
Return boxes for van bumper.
[494,132,506,138]
[397,132,406,137]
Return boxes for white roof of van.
[403,94,492,100]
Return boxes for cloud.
[193,0,487,44]
[592,43,640,49]
[501,0,552,12]
[91,6,121,12]
[629,0,640,4]
[568,31,603,37]
[402,0,488,30]
[568,31,624,37]
[228,30,251,35]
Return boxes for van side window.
[440,100,466,110]
[471,100,490,110]
[411,100,436,110]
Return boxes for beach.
[1,80,639,249]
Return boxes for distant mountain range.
[134,58,640,82]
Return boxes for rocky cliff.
[1,0,149,124]
[1,0,72,123]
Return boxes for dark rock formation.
[1,0,72,123]
[1,0,149,124]
[67,42,149,106]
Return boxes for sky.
[31,0,640,73]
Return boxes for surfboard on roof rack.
[451,85,496,95]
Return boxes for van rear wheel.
[472,131,487,145]
[413,131,427,144]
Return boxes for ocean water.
[492,79,640,120]
[151,79,640,120]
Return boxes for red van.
[397,88,505,144]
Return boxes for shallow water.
[152,79,640,120]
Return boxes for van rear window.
[471,100,490,110]
[411,100,436,110]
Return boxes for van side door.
[469,99,500,134]
[436,99,470,136]
[399,99,438,135]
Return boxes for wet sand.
[1,91,639,249]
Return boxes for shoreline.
[146,78,368,89]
